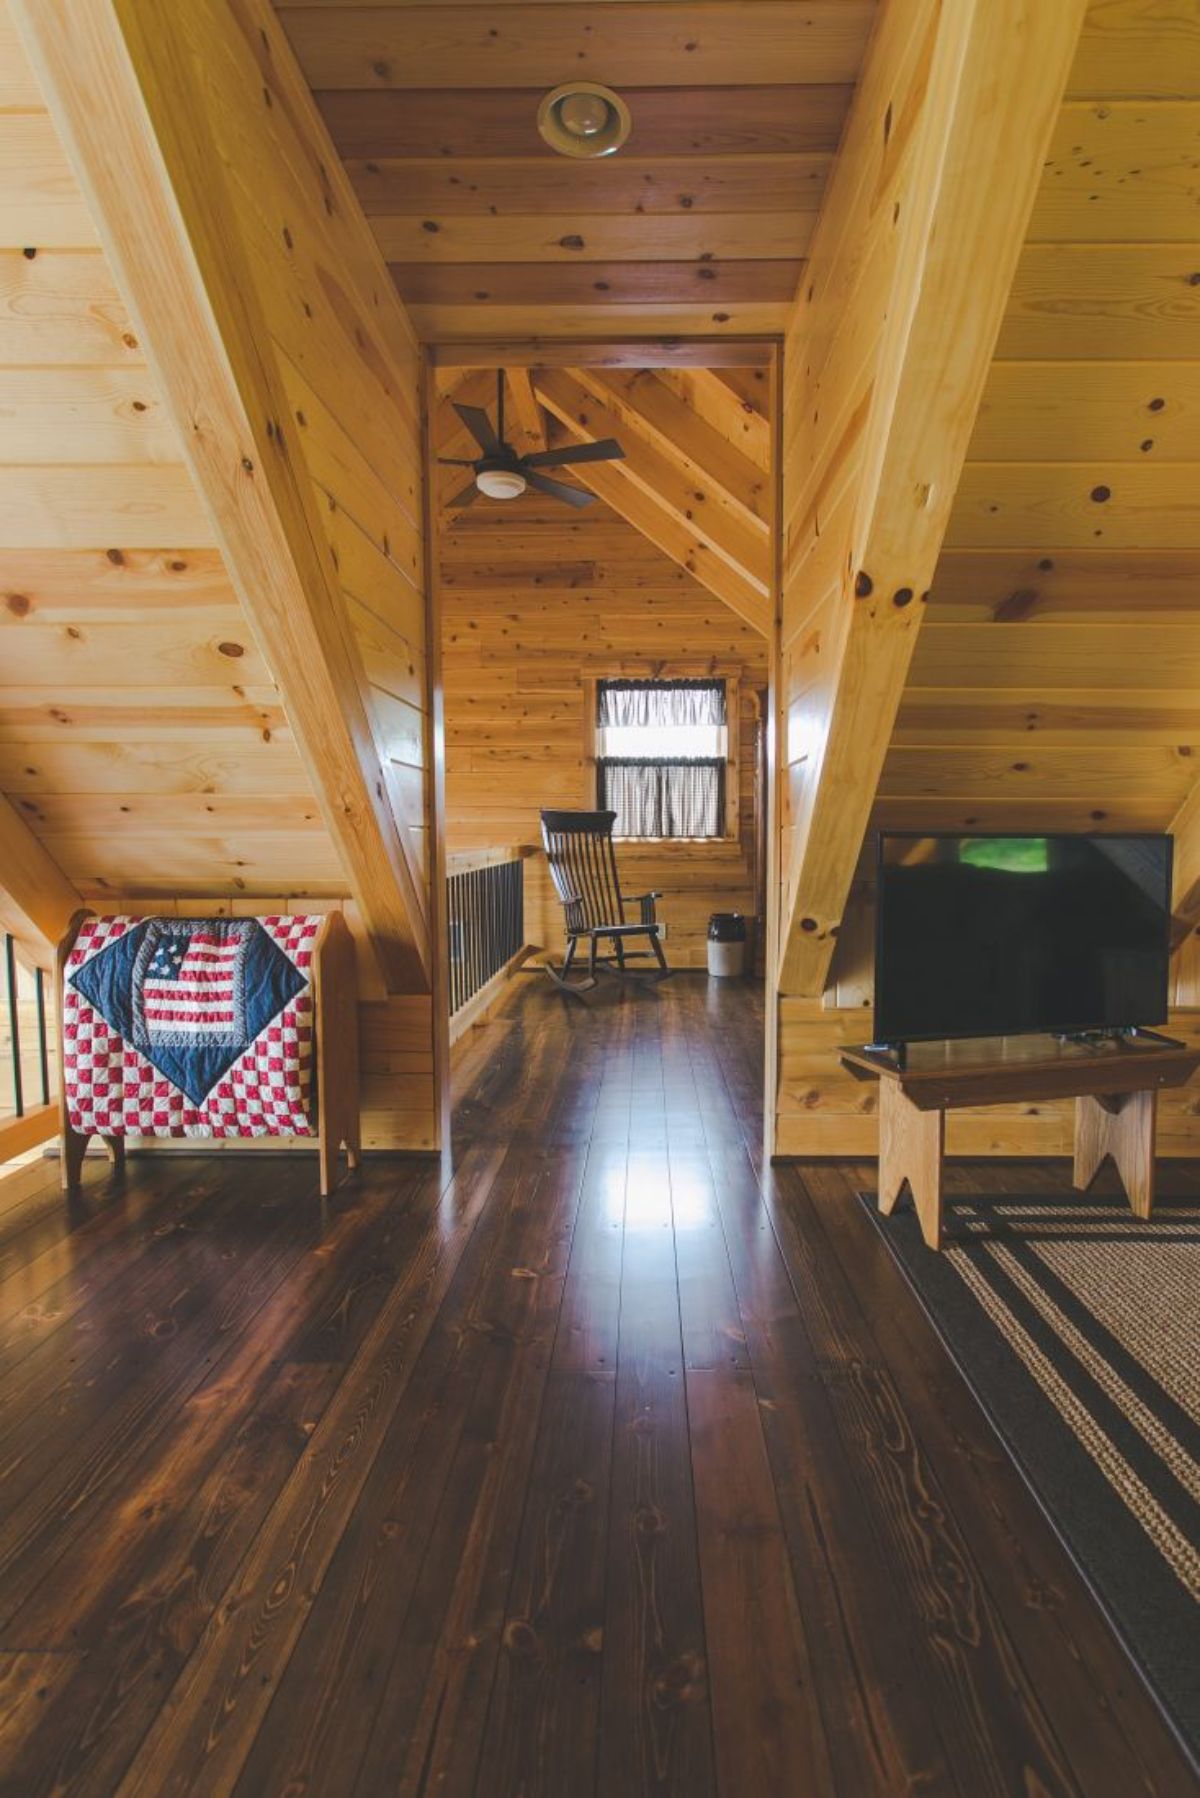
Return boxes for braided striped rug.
[861,1186,1200,1767]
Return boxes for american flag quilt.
[63,915,322,1137]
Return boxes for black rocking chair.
[540,809,671,994]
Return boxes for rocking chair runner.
[540,809,671,992]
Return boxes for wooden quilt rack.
[56,910,360,1198]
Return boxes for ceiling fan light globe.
[476,467,527,501]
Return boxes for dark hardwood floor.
[0,973,1196,1795]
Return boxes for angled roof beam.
[503,367,548,458]
[575,368,770,537]
[15,0,432,994]
[534,368,770,634]
[1169,776,1200,951]
[0,793,83,956]
[776,0,1088,998]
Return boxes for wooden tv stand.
[841,1031,1200,1250]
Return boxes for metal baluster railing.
[2,933,55,1122]
[446,856,525,1017]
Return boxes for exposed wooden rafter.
[1169,775,1200,951]
[0,790,82,953]
[430,340,779,370]
[14,0,434,993]
[533,367,771,635]
[577,369,770,535]
[503,367,547,458]
[774,0,1089,1002]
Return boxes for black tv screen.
[874,833,1173,1044]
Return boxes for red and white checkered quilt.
[63,914,321,1138]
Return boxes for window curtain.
[598,758,725,838]
[596,679,727,838]
[596,678,726,728]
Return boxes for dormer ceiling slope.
[879,1,1200,897]
[5,0,436,992]
[273,1,879,343]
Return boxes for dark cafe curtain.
[598,757,726,838]
[596,677,727,729]
[596,679,727,838]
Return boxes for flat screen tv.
[874,833,1173,1045]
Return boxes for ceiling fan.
[438,370,624,509]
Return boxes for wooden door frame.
[426,334,782,1147]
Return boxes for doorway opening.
[424,345,779,1149]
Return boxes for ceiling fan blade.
[522,438,625,470]
[446,479,482,509]
[525,470,595,509]
[453,402,502,457]
[437,457,478,467]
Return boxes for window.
[595,678,728,839]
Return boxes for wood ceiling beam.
[0,791,83,955]
[503,367,547,458]
[14,0,433,994]
[656,367,773,474]
[534,368,770,630]
[577,368,770,534]
[430,340,779,370]
[775,0,1088,1002]
[1169,776,1200,950]
[520,416,769,636]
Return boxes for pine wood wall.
[771,0,1200,1161]
[439,497,768,969]
[3,0,441,1151]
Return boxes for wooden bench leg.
[878,1080,945,1250]
[1074,1090,1156,1220]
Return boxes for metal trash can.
[707,912,747,978]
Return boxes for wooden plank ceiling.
[0,3,342,902]
[878,0,1200,841]
[273,1,879,341]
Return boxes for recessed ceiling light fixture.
[538,82,632,159]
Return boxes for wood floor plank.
[0,1650,83,1775]
[598,1125,715,1794]
[3,1167,430,1668]
[114,1144,507,1797]
[229,1144,581,1796]
[350,1152,590,1796]
[764,1162,1083,1797]
[0,1163,327,1629]
[0,1158,274,1439]
[687,1365,837,1796]
[0,975,1191,1796]
[229,996,608,1795]
[472,1029,633,1797]
[808,1158,1200,1798]
[473,1366,616,1798]
[0,1156,234,1367]
[0,1153,193,1333]
[702,1141,956,1796]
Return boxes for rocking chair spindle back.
[540,809,671,994]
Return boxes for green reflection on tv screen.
[959,837,1048,874]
